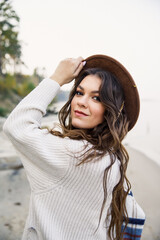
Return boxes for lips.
[74,110,88,117]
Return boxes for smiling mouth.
[75,110,88,116]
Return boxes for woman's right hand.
[50,56,86,86]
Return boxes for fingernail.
[83,61,86,66]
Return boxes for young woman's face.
[71,75,105,129]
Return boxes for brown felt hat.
[77,54,140,131]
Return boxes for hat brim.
[76,54,140,131]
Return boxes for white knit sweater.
[3,78,120,240]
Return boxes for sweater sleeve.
[3,78,71,192]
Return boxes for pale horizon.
[12,0,160,99]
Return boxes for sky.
[12,0,160,97]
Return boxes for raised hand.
[50,57,86,86]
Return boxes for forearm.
[3,78,60,140]
[2,78,74,191]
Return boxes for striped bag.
[121,191,145,240]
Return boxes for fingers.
[75,56,84,64]
[75,56,84,69]
[50,56,86,86]
[73,56,86,77]
[74,61,86,77]
[55,56,86,83]
[65,56,83,64]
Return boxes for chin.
[71,120,88,129]
[72,124,87,129]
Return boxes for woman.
[3,55,142,240]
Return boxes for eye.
[92,96,101,102]
[75,90,83,96]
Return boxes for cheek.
[71,97,76,112]
[92,106,105,119]
[93,107,105,125]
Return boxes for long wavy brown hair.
[50,68,131,239]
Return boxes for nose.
[77,95,88,108]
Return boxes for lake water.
[123,99,160,166]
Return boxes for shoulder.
[62,136,88,156]
[110,157,121,177]
[106,157,121,193]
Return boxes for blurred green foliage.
[0,107,8,117]
[0,72,58,117]
[0,1,51,117]
[0,0,22,75]
[0,72,45,117]
[0,74,16,91]
[16,81,35,97]
[0,74,36,96]
[0,1,58,118]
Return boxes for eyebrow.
[77,85,100,93]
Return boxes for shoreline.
[124,134,160,167]
[126,146,160,239]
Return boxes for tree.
[0,0,22,75]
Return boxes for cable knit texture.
[3,78,120,240]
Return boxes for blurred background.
[0,0,160,239]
